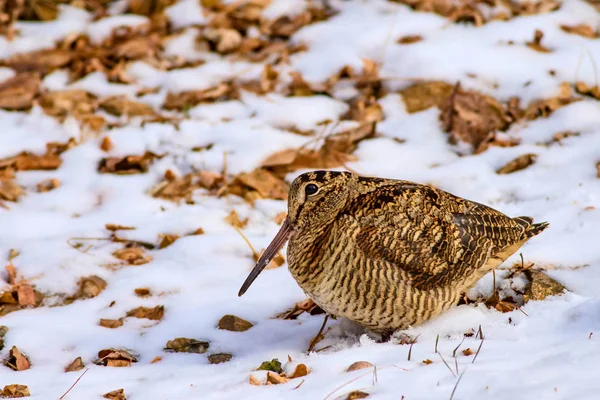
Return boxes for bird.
[238,170,549,339]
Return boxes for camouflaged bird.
[238,170,548,337]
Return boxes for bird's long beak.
[238,218,294,297]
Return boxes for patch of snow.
[165,0,208,29]
[86,14,149,44]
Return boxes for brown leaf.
[163,83,237,110]
[397,35,423,44]
[234,169,289,200]
[288,364,310,379]
[98,152,159,174]
[4,49,72,74]
[597,161,600,178]
[0,73,41,110]
[266,371,289,385]
[100,137,114,152]
[496,153,537,174]
[105,224,135,231]
[99,96,156,117]
[526,30,551,53]
[574,81,600,100]
[462,348,474,356]
[65,356,85,372]
[126,305,164,321]
[16,284,35,306]
[224,210,248,229]
[249,374,262,385]
[204,28,243,54]
[0,291,18,305]
[422,359,433,364]
[217,314,253,332]
[259,248,285,270]
[115,37,156,59]
[103,389,126,400]
[0,151,62,172]
[36,178,60,193]
[5,262,16,285]
[95,348,138,367]
[399,81,455,113]
[75,275,108,299]
[208,353,233,364]
[276,298,325,319]
[158,234,179,249]
[274,212,287,224]
[113,247,153,265]
[150,170,224,202]
[560,24,597,38]
[134,288,151,297]
[4,346,31,371]
[164,338,209,354]
[346,391,370,399]
[0,384,30,398]
[523,269,566,302]
[346,361,373,372]
[150,356,162,363]
[524,85,578,120]
[0,179,23,202]
[38,90,96,117]
[99,318,124,329]
[441,83,513,152]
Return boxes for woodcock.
[238,170,549,337]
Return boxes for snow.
[86,14,149,44]
[1,0,600,399]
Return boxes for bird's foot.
[307,314,330,353]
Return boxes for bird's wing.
[344,182,527,290]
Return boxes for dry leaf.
[5,262,16,285]
[399,81,455,113]
[103,388,126,400]
[574,81,600,100]
[65,356,85,372]
[560,24,596,38]
[524,88,578,120]
[98,152,159,175]
[36,178,60,192]
[100,96,156,117]
[397,35,423,44]
[276,298,325,319]
[164,338,209,354]
[126,305,164,321]
[16,284,35,306]
[75,275,108,299]
[208,353,233,364]
[288,364,310,379]
[224,210,248,229]
[38,90,96,117]
[496,154,537,174]
[100,137,114,152]
[422,359,433,364]
[100,318,124,328]
[204,28,242,53]
[105,224,135,231]
[462,348,474,356]
[266,371,289,385]
[346,391,370,399]
[249,374,262,385]
[151,356,162,363]
[158,234,179,249]
[5,48,72,74]
[0,180,23,202]
[217,314,253,332]
[164,83,237,110]
[523,269,566,302]
[4,346,31,371]
[0,73,41,110]
[95,348,138,367]
[0,384,30,398]
[346,361,373,372]
[134,288,151,297]
[234,169,289,200]
[526,30,551,52]
[0,326,7,351]
[113,247,153,265]
[259,248,285,270]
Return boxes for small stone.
[207,353,232,364]
[164,338,209,354]
[217,314,253,332]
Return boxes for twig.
[308,314,330,353]
[292,379,305,390]
[407,334,420,361]
[323,369,377,400]
[449,368,468,400]
[454,355,459,375]
[372,365,378,386]
[437,352,456,378]
[452,337,466,358]
[435,334,440,353]
[232,226,259,260]
[58,368,89,399]
[472,337,485,364]
[476,325,483,340]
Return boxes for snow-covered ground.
[2,0,600,399]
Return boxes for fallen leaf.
[134,288,151,297]
[0,384,30,398]
[224,210,248,229]
[0,179,23,202]
[98,152,159,174]
[95,348,138,367]
[38,90,96,117]
[266,371,289,385]
[462,348,474,356]
[496,154,537,174]
[218,314,253,332]
[103,388,126,400]
[99,96,156,117]
[105,224,135,231]
[346,391,370,399]
[397,35,423,44]
[164,83,238,110]
[164,338,210,354]
[75,275,107,299]
[5,48,72,74]
[0,326,7,351]
[523,269,566,302]
[574,81,600,100]
[158,234,179,249]
[36,178,60,193]
[191,227,205,235]
[276,298,325,319]
[524,88,578,120]
[257,358,283,373]
[65,356,85,372]
[233,169,289,200]
[204,28,243,54]
[274,212,287,224]
[16,284,35,306]
[259,248,285,270]
[208,353,233,364]
[126,305,164,321]
[422,359,433,364]
[288,363,310,379]
[560,24,597,38]
[399,81,455,113]
[150,356,162,363]
[346,361,373,372]
[4,346,31,371]
[526,30,551,52]
[0,73,41,110]
[0,151,62,172]
[113,247,153,265]
[5,262,16,285]
[99,318,124,329]
[249,374,262,385]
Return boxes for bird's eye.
[305,183,318,196]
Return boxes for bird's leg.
[307,314,330,353]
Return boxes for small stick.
[472,337,485,364]
[407,334,420,361]
[372,365,378,386]
[308,314,329,353]
[435,334,440,353]
[452,337,465,358]
[58,368,89,399]
[293,379,305,390]
[437,352,456,378]
[449,368,468,400]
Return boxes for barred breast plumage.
[239,170,549,336]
